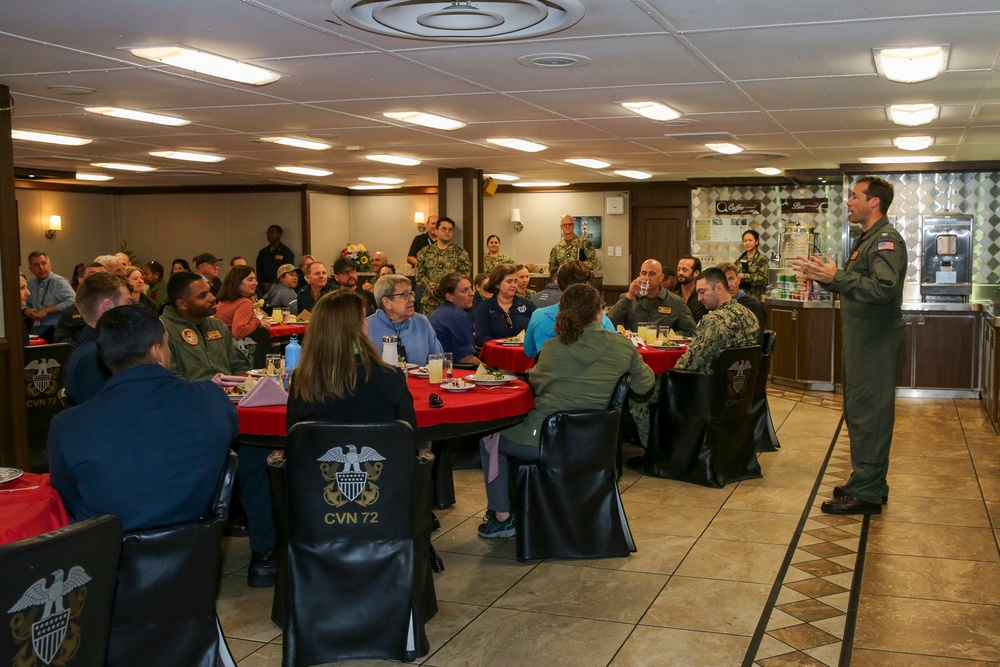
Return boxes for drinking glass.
[442,352,453,379]
[427,353,445,384]
[636,322,650,340]
[265,354,282,375]
[658,326,673,343]
[272,308,283,324]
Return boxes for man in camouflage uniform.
[548,215,602,275]
[415,216,471,315]
[793,176,905,516]
[675,267,759,372]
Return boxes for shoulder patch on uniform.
[850,251,859,260]
[877,241,895,251]
[205,329,223,340]
[657,306,672,314]
[181,328,199,345]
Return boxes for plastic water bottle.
[284,335,302,372]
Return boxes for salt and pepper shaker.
[382,335,399,366]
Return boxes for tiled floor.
[217,388,1000,666]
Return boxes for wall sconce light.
[414,211,426,233]
[511,208,523,232]
[46,215,62,239]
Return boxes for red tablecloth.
[480,339,686,375]
[0,472,70,545]
[270,323,308,338]
[480,340,535,373]
[238,374,535,437]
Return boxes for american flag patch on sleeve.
[877,241,895,251]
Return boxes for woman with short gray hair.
[366,275,442,366]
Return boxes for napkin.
[481,432,501,483]
[238,376,288,407]
[212,373,248,387]
[297,309,311,322]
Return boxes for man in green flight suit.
[793,176,906,515]
[548,215,602,276]
[415,216,471,316]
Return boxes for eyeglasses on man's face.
[388,291,415,300]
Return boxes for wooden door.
[630,206,690,282]
[767,307,798,381]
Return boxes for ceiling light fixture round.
[332,0,585,41]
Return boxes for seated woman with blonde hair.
[287,290,415,427]
[476,283,655,539]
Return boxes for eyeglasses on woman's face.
[388,291,415,300]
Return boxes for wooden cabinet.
[763,302,835,390]
[981,312,999,432]
[897,311,979,394]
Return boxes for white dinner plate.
[648,344,684,350]
[0,468,24,484]
[441,381,475,392]
[499,341,523,347]
[407,367,430,378]
[464,373,517,386]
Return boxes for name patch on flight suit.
[181,328,199,345]
[275,255,284,260]
[205,330,223,341]
[657,307,672,314]
[849,251,859,261]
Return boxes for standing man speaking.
[793,176,906,516]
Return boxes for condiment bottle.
[382,335,399,366]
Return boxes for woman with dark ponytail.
[476,283,655,539]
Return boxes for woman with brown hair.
[286,290,415,427]
[473,263,536,346]
[428,272,480,365]
[124,265,159,312]
[215,264,269,339]
[476,283,655,538]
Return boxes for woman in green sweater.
[477,283,655,538]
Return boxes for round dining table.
[480,339,687,375]
[236,373,535,443]
[0,472,70,545]
[269,323,308,338]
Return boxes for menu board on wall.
[695,217,750,242]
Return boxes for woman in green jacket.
[737,229,770,301]
[477,283,655,538]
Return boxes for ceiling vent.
[518,53,590,68]
[697,151,789,162]
[331,0,586,42]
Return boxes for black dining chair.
[647,345,763,487]
[105,451,238,667]
[0,515,123,667]
[753,330,781,452]
[275,421,437,666]
[508,373,635,561]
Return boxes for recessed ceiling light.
[755,167,782,176]
[566,158,610,169]
[258,136,332,151]
[858,155,945,164]
[614,170,652,180]
[47,85,97,95]
[874,45,949,84]
[85,106,190,126]
[75,172,114,181]
[518,53,591,68]
[12,130,92,146]
[91,162,156,172]
[275,166,333,176]
[124,44,281,86]
[513,181,569,188]
[366,154,421,166]
[350,184,400,190]
[483,173,519,182]
[886,103,939,127]
[149,150,225,163]
[705,142,744,155]
[382,111,466,131]
[487,138,547,153]
[619,101,682,122]
[359,176,405,184]
[893,136,933,151]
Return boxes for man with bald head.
[407,215,438,267]
[548,215,601,275]
[609,259,695,337]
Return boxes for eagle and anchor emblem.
[318,445,386,508]
[24,358,62,396]
[727,359,753,395]
[7,566,91,665]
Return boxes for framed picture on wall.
[572,216,602,249]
